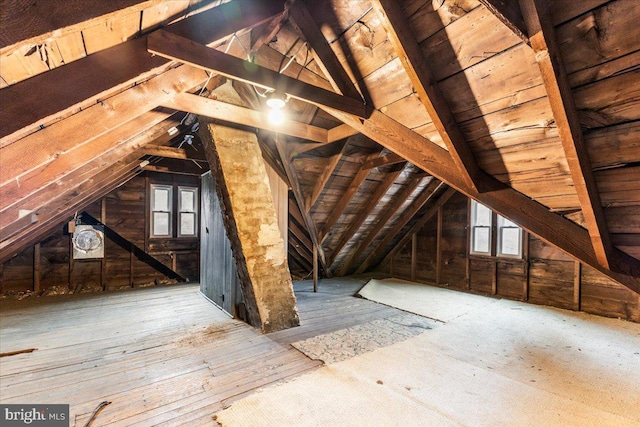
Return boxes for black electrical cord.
[83,401,111,427]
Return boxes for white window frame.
[470,200,492,255]
[497,215,523,258]
[178,186,198,238]
[470,200,523,259]
[150,184,173,238]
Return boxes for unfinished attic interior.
[1,0,640,425]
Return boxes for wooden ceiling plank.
[288,1,362,101]
[355,179,445,275]
[274,138,330,277]
[478,0,529,44]
[0,0,283,144]
[319,151,383,242]
[164,92,328,142]
[147,30,368,118]
[520,0,614,269]
[371,0,489,193]
[328,163,406,270]
[304,139,349,213]
[378,187,457,271]
[319,107,640,293]
[337,173,428,276]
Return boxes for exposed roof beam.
[328,163,406,270]
[362,152,405,170]
[288,1,362,100]
[148,30,369,118]
[305,139,349,212]
[478,0,529,44]
[319,108,640,293]
[371,0,491,193]
[520,0,614,269]
[0,0,283,143]
[337,173,429,276]
[378,188,457,271]
[164,92,328,142]
[249,8,290,58]
[274,138,330,277]
[327,124,358,143]
[319,151,383,241]
[356,180,445,275]
[144,146,189,159]
[0,64,206,226]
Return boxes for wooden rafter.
[0,0,284,143]
[356,180,445,275]
[147,30,368,118]
[328,163,406,270]
[319,151,383,241]
[0,64,207,222]
[478,0,529,44]
[320,106,640,292]
[337,173,429,276]
[362,152,405,170]
[274,138,330,277]
[305,139,349,212]
[164,93,328,143]
[250,8,290,58]
[327,124,358,143]
[288,1,362,101]
[519,0,614,269]
[1,112,185,231]
[371,0,489,193]
[144,146,188,160]
[378,188,457,271]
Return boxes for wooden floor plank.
[0,277,406,426]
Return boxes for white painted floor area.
[215,279,640,427]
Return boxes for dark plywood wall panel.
[386,191,640,323]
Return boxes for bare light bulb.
[268,108,285,125]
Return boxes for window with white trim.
[151,184,172,237]
[470,200,523,258]
[178,186,198,237]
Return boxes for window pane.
[180,212,196,236]
[498,215,517,228]
[475,203,492,226]
[180,189,195,212]
[473,227,490,253]
[153,212,170,236]
[500,227,521,256]
[153,187,171,211]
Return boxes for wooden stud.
[520,0,614,270]
[523,232,530,301]
[492,261,498,296]
[436,205,442,285]
[327,124,358,143]
[411,233,417,281]
[33,242,40,293]
[68,234,74,292]
[465,199,471,290]
[101,198,107,291]
[147,30,368,118]
[574,261,582,311]
[313,245,318,293]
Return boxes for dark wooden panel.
[528,260,574,310]
[469,258,493,294]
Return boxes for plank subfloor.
[0,278,400,426]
